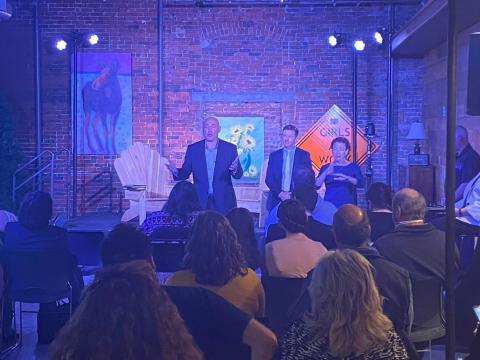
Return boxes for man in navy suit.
[265,125,313,210]
[166,117,243,214]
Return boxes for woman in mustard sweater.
[167,211,265,318]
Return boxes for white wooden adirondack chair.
[114,143,170,224]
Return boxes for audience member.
[455,246,480,347]
[264,199,327,278]
[455,125,480,201]
[167,211,265,317]
[366,182,395,243]
[375,188,449,283]
[101,223,277,360]
[140,180,202,238]
[265,169,336,232]
[49,260,202,360]
[266,181,336,249]
[333,204,413,335]
[2,191,83,344]
[226,208,260,270]
[280,250,408,359]
[0,210,16,242]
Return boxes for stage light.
[353,40,365,52]
[374,31,384,45]
[55,39,67,51]
[328,34,342,48]
[86,33,99,46]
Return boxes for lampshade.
[406,122,426,140]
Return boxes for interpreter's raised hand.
[229,156,240,172]
[332,173,351,183]
[325,163,335,175]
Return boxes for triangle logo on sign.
[296,104,377,171]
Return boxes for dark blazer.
[265,147,312,210]
[355,247,413,334]
[174,139,242,214]
[375,223,449,283]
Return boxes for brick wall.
[1,0,421,215]
[423,21,480,202]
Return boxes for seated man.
[375,188,449,283]
[333,204,413,334]
[101,223,277,360]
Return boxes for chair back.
[151,239,187,273]
[409,276,446,343]
[261,275,311,336]
[3,251,73,303]
[114,142,169,198]
[259,159,269,192]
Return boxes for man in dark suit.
[166,117,243,214]
[265,125,312,210]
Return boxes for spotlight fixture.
[328,34,342,48]
[54,38,68,51]
[353,40,365,52]
[86,33,99,46]
[374,31,384,45]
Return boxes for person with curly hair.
[280,249,409,360]
[49,260,203,360]
[264,199,327,278]
[167,211,265,317]
[140,180,202,239]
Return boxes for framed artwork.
[73,52,132,154]
[218,116,265,184]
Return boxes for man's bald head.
[333,204,371,248]
[392,188,426,222]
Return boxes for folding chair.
[3,251,74,345]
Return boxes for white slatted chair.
[258,158,269,228]
[114,143,170,224]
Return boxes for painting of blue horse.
[74,52,132,154]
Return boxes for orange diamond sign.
[296,105,377,171]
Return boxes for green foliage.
[0,94,23,211]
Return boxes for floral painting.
[218,116,264,184]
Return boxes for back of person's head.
[49,260,202,360]
[0,210,17,232]
[184,210,246,286]
[18,191,53,230]
[293,182,318,212]
[333,205,370,248]
[278,199,308,233]
[392,188,426,222]
[366,182,393,211]
[226,207,259,269]
[306,249,391,357]
[292,167,315,188]
[163,181,202,219]
[101,223,152,266]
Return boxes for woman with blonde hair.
[280,249,408,359]
[49,260,202,360]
